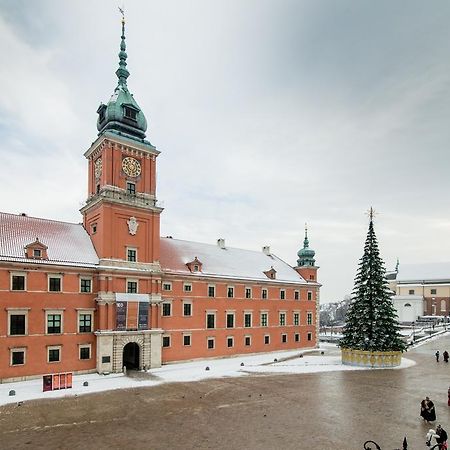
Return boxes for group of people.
[435,350,449,362]
[421,395,448,448]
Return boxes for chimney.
[217,238,225,249]
[262,246,270,256]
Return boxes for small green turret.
[96,14,148,142]
[297,224,316,267]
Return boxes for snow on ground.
[0,344,415,407]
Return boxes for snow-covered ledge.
[341,348,402,368]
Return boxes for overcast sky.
[1,1,450,303]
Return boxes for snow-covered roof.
[0,212,99,267]
[397,262,450,283]
[159,237,308,284]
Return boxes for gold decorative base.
[341,348,402,368]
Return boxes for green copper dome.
[297,225,316,267]
[96,17,148,141]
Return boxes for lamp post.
[412,321,415,342]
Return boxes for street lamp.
[412,321,415,342]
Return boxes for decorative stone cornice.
[97,258,162,274]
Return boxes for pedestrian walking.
[447,387,450,407]
[426,425,448,449]
[436,351,440,362]
[426,396,437,422]
[444,351,449,363]
[422,399,429,421]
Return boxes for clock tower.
[80,15,163,373]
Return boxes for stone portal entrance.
[123,342,140,370]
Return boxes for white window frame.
[260,311,269,327]
[10,271,27,291]
[79,343,92,360]
[206,311,216,329]
[162,301,172,317]
[208,284,216,297]
[245,287,252,299]
[10,347,26,366]
[295,333,300,342]
[183,333,192,347]
[280,289,286,300]
[307,291,313,301]
[262,288,268,299]
[244,312,252,328]
[126,247,138,262]
[45,309,64,335]
[7,309,29,336]
[244,335,252,346]
[294,290,300,300]
[162,334,171,348]
[226,311,235,328]
[307,332,312,341]
[126,278,139,293]
[281,333,288,343]
[77,310,94,333]
[307,312,313,325]
[227,336,234,348]
[264,334,270,345]
[183,300,192,317]
[279,312,286,326]
[293,311,300,326]
[183,283,192,293]
[48,274,63,292]
[79,277,93,293]
[47,345,62,363]
[162,282,172,291]
[227,286,235,298]
[207,337,215,350]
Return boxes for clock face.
[94,158,102,179]
[122,157,141,177]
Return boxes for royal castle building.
[0,19,320,382]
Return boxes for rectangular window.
[10,314,26,335]
[431,289,437,295]
[124,107,137,120]
[183,303,192,317]
[48,347,61,363]
[79,346,91,360]
[280,290,286,300]
[184,283,192,293]
[282,333,287,343]
[261,313,268,327]
[307,291,313,301]
[294,290,299,300]
[11,275,25,291]
[295,333,300,342]
[127,248,137,262]
[293,313,299,326]
[227,337,234,348]
[262,288,268,299]
[307,332,312,341]
[245,288,252,299]
[79,314,92,333]
[47,314,62,334]
[127,281,138,293]
[207,313,215,329]
[126,182,136,195]
[207,338,215,349]
[226,313,235,328]
[80,278,92,293]
[33,249,42,258]
[307,312,313,325]
[244,313,252,328]
[49,277,61,292]
[409,289,415,295]
[162,283,172,291]
[264,335,270,345]
[183,335,191,346]
[162,336,171,347]
[208,285,215,297]
[279,313,286,326]
[162,303,172,317]
[227,286,234,298]
[245,336,251,346]
[102,356,111,364]
[11,350,25,366]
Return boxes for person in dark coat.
[426,397,437,422]
[436,424,448,447]
[447,387,450,407]
[421,399,429,421]
[444,351,449,363]
[436,351,440,362]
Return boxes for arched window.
[441,299,446,312]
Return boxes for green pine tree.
[339,213,406,352]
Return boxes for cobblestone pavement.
[1,336,450,450]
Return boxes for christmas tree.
[339,209,406,352]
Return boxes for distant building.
[0,19,320,382]
[389,262,450,322]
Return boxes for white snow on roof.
[0,212,99,266]
[160,237,307,284]
[397,262,450,282]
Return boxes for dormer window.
[25,238,48,260]
[123,105,138,121]
[186,257,203,273]
[263,267,277,280]
[97,104,106,124]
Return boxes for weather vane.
[366,207,377,221]
[118,5,125,23]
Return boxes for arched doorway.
[123,342,140,370]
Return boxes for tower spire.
[297,222,316,267]
[304,223,309,248]
[116,7,129,87]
